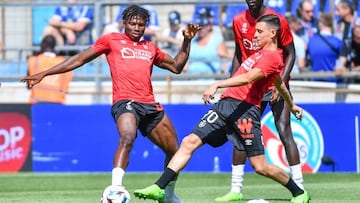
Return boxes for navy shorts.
[111,100,165,136]
[192,98,265,157]
[261,87,293,120]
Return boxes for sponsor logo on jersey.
[261,109,324,173]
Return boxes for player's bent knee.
[180,134,202,152]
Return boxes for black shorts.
[261,87,292,120]
[111,100,165,136]
[192,98,264,157]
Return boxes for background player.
[20,5,200,203]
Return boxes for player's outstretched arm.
[20,48,98,88]
[274,76,303,120]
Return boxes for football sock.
[231,164,244,193]
[112,167,125,186]
[290,164,304,189]
[284,178,304,197]
[164,180,177,198]
[155,167,177,189]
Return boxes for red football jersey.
[221,49,284,107]
[233,8,293,62]
[92,33,165,104]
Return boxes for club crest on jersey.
[241,23,248,33]
[198,120,207,128]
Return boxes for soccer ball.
[101,185,131,203]
[246,198,269,203]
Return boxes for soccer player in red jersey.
[20,5,200,203]
[134,14,310,203]
[215,0,305,201]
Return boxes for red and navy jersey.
[233,8,293,63]
[221,49,283,108]
[92,33,165,104]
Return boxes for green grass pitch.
[0,172,359,203]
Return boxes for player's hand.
[19,72,46,88]
[270,88,280,104]
[291,105,303,121]
[183,23,201,40]
[202,84,218,104]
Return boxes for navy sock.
[284,178,304,197]
[155,167,177,189]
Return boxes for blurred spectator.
[27,35,73,104]
[192,4,220,26]
[296,0,319,44]
[183,16,232,75]
[334,0,356,42]
[286,15,307,76]
[307,13,342,82]
[42,0,94,46]
[334,19,360,82]
[291,0,320,19]
[102,4,159,42]
[155,10,184,57]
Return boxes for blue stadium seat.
[32,6,56,46]
[192,4,221,25]
[223,4,247,27]
[265,0,287,16]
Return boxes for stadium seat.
[223,4,247,27]
[265,0,287,16]
[191,4,221,25]
[32,6,56,46]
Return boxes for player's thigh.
[148,113,179,153]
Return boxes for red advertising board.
[0,104,32,172]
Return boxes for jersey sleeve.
[256,53,282,77]
[153,45,166,66]
[91,34,111,55]
[278,16,294,48]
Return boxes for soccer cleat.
[291,191,311,203]
[214,191,244,202]
[133,184,165,201]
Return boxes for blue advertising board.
[31,103,360,173]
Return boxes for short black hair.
[122,4,150,23]
[41,35,56,52]
[256,14,280,30]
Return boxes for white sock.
[290,164,304,190]
[230,164,244,194]
[164,180,177,199]
[112,167,125,186]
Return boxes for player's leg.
[134,107,229,201]
[112,112,137,186]
[271,97,304,189]
[248,155,310,203]
[215,99,269,202]
[147,113,182,203]
[134,132,203,201]
[214,147,245,202]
